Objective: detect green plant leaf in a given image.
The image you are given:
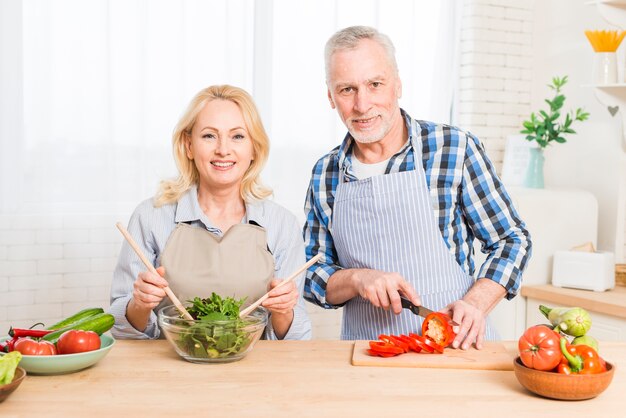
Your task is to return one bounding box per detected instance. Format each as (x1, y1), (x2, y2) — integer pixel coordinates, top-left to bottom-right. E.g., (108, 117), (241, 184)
(521, 75), (586, 148)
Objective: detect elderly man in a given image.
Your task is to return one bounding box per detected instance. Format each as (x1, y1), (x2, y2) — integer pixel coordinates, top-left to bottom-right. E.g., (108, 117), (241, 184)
(303, 26), (531, 349)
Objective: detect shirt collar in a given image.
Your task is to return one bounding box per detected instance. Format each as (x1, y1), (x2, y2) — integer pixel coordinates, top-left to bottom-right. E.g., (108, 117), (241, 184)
(337, 108), (419, 179)
(174, 185), (210, 227)
(175, 185), (267, 230)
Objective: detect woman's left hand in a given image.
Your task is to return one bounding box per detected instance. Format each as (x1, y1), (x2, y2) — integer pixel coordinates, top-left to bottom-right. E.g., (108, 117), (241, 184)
(262, 279), (298, 315)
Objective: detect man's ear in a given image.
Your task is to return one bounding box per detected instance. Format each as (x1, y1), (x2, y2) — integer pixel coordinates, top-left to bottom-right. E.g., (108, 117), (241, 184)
(327, 89), (336, 109)
(396, 76), (403, 99)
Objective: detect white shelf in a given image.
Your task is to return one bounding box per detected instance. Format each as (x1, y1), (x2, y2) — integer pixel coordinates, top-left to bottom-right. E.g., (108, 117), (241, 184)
(585, 0), (626, 6)
(583, 83), (626, 88)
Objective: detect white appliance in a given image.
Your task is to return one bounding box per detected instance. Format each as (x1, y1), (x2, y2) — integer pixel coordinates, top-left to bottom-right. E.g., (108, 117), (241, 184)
(552, 251), (615, 292)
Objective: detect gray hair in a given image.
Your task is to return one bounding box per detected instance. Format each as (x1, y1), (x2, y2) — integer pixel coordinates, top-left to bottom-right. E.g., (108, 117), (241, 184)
(324, 26), (398, 81)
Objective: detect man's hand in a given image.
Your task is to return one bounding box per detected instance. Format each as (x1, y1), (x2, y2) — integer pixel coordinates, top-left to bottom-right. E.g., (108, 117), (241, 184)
(442, 299), (486, 350)
(442, 278), (506, 350)
(327, 268), (420, 314)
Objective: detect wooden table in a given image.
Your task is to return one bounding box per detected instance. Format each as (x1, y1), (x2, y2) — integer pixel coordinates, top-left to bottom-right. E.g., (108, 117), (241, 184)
(2, 340), (624, 417)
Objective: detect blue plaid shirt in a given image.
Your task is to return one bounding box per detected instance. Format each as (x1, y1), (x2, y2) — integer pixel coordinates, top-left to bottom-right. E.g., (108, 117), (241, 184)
(303, 110), (532, 308)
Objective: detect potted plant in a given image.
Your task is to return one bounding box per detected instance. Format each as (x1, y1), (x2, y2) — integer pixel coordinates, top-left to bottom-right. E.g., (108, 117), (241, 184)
(520, 76), (590, 188)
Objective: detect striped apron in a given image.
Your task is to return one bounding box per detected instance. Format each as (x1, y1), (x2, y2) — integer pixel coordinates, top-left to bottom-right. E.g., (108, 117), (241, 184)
(332, 142), (499, 341)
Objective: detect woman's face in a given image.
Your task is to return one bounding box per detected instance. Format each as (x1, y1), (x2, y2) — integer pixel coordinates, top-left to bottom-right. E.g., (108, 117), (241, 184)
(186, 99), (254, 194)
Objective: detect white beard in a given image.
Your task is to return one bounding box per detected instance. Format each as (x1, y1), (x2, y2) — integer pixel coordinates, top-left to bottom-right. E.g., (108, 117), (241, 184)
(349, 118), (391, 144)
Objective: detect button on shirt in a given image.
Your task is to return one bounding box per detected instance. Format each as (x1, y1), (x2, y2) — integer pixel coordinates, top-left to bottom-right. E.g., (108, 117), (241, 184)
(110, 186), (312, 340)
(303, 110), (532, 308)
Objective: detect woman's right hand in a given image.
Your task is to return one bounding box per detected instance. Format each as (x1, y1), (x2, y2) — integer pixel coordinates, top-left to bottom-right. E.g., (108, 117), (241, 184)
(131, 266), (168, 311)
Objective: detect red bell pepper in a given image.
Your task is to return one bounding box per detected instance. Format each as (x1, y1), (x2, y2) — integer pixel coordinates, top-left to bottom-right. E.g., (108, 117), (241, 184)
(422, 312), (456, 348)
(557, 337), (606, 374)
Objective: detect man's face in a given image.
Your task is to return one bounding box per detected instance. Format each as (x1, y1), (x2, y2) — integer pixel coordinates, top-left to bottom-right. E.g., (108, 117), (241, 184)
(327, 39), (402, 144)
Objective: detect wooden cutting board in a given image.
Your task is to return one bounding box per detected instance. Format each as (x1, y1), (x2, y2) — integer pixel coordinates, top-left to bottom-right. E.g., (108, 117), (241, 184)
(352, 340), (515, 370)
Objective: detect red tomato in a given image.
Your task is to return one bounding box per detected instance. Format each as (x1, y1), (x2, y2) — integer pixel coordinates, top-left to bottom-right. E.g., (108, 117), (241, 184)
(518, 325), (562, 371)
(13, 337), (57, 355)
(56, 330), (101, 355)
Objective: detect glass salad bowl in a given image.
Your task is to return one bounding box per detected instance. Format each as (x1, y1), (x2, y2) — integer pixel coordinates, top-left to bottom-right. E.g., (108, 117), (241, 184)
(158, 304), (268, 364)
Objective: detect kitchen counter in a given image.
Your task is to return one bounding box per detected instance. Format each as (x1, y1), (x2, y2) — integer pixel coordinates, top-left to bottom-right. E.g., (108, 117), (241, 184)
(2, 340), (624, 417)
(521, 284), (626, 319)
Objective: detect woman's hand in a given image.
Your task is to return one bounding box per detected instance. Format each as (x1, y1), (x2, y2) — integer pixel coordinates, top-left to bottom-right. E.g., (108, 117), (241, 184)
(131, 266), (168, 311)
(262, 278), (298, 339)
(262, 278), (298, 315)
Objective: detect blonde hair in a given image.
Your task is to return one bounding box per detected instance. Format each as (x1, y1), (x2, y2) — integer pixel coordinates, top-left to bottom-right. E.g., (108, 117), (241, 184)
(155, 85), (272, 206)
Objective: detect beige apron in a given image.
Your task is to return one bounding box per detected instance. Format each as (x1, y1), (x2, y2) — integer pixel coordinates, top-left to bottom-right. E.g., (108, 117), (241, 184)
(157, 222), (275, 310)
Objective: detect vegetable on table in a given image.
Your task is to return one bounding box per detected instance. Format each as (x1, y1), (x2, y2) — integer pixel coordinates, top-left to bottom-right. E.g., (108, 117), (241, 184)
(46, 307), (104, 330)
(13, 337), (57, 356)
(557, 338), (606, 375)
(9, 327), (55, 339)
(366, 333), (445, 358)
(572, 334), (599, 352)
(56, 330), (101, 354)
(518, 325), (562, 371)
(42, 312), (114, 345)
(0, 351), (22, 385)
(422, 312), (456, 348)
(176, 293), (254, 359)
(539, 305), (592, 337)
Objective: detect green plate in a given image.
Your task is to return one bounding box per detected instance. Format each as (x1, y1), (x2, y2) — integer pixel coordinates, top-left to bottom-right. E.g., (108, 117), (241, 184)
(0, 334), (115, 375)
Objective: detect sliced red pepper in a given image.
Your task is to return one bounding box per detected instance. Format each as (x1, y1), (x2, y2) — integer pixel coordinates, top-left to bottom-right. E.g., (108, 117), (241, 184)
(409, 334), (434, 353)
(367, 349), (401, 358)
(398, 334), (422, 353)
(379, 334), (409, 353)
(421, 312), (456, 348)
(412, 334), (444, 354)
(368, 341), (404, 355)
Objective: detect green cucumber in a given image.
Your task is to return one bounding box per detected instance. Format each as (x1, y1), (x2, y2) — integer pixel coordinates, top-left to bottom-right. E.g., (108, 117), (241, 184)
(47, 307), (105, 330)
(43, 313), (115, 344)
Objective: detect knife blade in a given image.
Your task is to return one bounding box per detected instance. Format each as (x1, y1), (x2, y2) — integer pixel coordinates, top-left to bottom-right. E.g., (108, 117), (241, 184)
(399, 296), (460, 327)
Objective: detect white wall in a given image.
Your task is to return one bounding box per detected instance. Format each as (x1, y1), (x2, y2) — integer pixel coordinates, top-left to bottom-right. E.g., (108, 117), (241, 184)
(2, 0), (624, 340)
(458, 0), (534, 173)
(530, 0), (626, 261)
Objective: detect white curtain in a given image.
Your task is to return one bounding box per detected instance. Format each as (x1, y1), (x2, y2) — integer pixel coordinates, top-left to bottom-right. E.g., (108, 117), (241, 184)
(0, 0), (458, 218)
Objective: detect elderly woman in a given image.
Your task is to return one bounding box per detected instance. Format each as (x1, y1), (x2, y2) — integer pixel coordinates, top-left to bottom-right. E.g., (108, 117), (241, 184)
(110, 85), (311, 340)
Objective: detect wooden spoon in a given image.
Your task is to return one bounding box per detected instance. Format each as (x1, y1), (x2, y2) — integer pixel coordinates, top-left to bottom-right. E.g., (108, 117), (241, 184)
(239, 253), (323, 318)
(115, 222), (194, 321)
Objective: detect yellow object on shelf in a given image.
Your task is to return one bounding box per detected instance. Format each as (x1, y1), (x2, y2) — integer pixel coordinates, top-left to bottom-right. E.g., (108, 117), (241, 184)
(585, 30), (626, 52)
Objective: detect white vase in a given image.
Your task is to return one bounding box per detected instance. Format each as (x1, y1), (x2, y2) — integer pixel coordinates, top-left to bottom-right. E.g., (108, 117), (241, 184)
(592, 52), (617, 85)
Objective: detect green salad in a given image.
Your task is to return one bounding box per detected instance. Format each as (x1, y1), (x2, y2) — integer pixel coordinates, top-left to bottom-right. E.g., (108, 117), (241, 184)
(176, 293), (254, 359)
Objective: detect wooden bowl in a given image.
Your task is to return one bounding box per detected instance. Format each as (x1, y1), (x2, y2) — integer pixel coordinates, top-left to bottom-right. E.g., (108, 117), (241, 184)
(0, 366), (26, 403)
(513, 357), (615, 400)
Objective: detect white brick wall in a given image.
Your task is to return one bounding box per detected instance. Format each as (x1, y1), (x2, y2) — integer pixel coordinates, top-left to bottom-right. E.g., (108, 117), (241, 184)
(0, 212), (344, 339)
(458, 0), (535, 174)
(0, 213), (122, 332)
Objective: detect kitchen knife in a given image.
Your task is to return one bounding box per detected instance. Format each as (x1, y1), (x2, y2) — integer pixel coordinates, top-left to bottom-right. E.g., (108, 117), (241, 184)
(399, 296), (460, 327)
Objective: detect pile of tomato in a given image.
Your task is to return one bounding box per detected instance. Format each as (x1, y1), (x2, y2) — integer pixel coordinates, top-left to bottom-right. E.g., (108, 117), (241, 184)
(2, 329), (100, 356)
(518, 325), (607, 375)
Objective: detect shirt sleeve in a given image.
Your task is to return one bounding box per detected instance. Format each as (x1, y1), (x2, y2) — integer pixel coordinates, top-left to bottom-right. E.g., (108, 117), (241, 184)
(461, 132), (532, 300)
(109, 203), (161, 339)
(263, 210), (312, 341)
(302, 159), (345, 309)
